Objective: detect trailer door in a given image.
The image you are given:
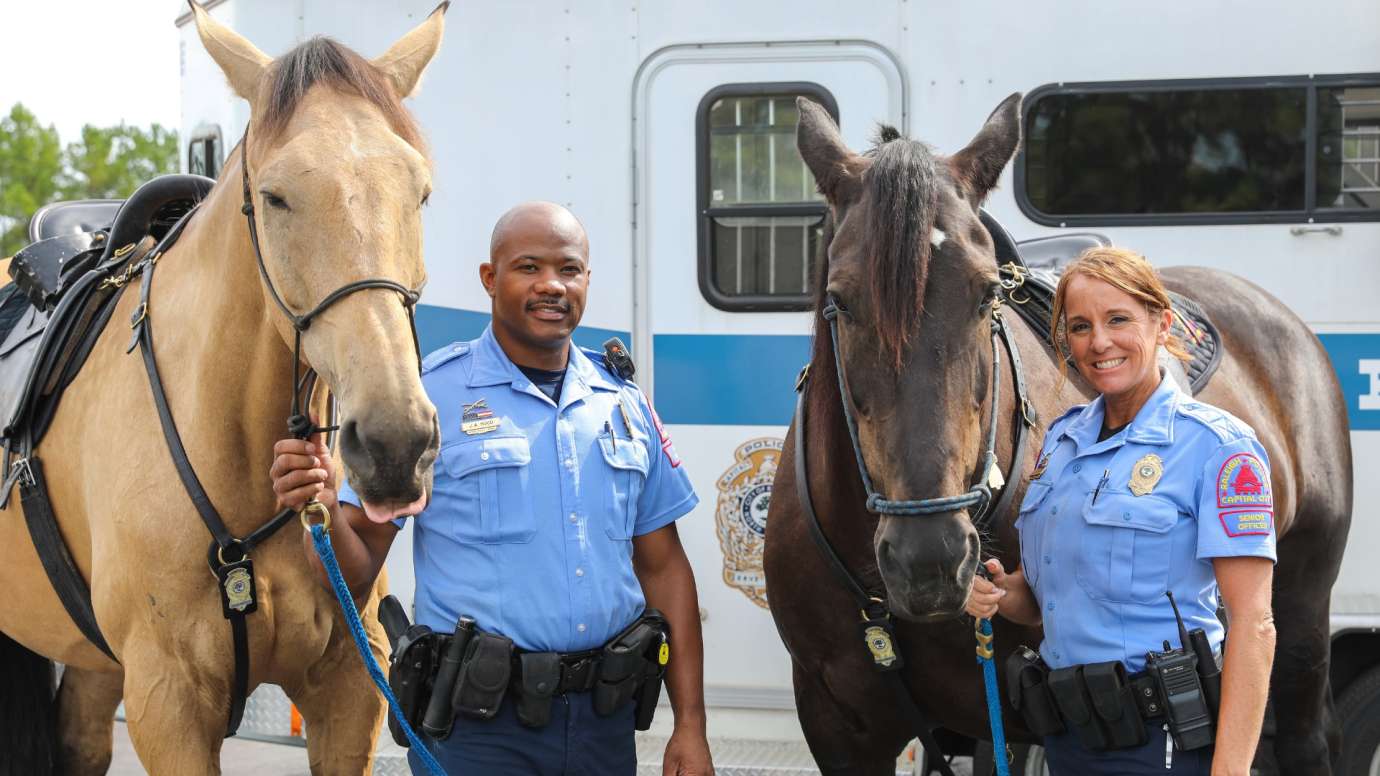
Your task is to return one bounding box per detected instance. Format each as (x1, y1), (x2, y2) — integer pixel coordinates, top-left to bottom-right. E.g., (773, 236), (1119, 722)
(631, 42), (904, 711)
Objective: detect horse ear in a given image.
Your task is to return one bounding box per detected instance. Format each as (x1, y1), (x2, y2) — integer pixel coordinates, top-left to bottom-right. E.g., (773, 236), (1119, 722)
(373, 2), (449, 98)
(949, 92), (1023, 206)
(188, 1), (271, 102)
(797, 97), (854, 201)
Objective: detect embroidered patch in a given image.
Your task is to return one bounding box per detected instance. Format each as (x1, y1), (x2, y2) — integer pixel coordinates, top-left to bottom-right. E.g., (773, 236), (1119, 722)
(649, 405), (681, 467)
(1219, 509), (1273, 537)
(1216, 453), (1272, 508)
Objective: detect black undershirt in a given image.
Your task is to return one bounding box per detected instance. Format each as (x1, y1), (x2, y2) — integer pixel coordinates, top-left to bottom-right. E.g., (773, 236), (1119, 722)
(1098, 421), (1129, 442)
(518, 364), (567, 402)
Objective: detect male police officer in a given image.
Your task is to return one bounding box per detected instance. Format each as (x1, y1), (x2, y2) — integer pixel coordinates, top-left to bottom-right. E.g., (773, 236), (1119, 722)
(271, 201), (714, 775)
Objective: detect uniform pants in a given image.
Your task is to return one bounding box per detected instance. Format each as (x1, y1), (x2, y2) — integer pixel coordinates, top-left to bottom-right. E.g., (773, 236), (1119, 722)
(1043, 720), (1212, 775)
(407, 691), (637, 776)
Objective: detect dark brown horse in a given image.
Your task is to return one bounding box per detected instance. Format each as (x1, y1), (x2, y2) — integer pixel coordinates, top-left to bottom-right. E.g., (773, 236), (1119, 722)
(763, 95), (1351, 775)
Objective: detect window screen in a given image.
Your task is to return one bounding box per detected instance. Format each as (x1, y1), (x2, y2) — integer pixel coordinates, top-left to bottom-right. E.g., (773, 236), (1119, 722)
(697, 84), (837, 311)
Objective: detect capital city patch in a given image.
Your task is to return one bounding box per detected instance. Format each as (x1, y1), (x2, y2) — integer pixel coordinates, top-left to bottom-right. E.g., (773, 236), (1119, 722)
(1216, 452), (1272, 509)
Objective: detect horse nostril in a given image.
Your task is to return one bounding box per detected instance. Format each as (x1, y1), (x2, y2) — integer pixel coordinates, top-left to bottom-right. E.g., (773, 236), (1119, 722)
(337, 418), (362, 460)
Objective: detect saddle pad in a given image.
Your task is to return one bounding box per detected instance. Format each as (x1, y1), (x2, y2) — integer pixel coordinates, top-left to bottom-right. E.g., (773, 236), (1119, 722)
(1002, 267), (1223, 395)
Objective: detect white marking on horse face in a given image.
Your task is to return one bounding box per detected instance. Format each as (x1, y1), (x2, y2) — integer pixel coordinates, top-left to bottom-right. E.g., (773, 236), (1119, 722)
(930, 228), (947, 249)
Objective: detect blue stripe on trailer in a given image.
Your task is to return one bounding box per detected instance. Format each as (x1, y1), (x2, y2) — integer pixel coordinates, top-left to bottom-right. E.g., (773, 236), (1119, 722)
(415, 304), (627, 359)
(651, 334), (811, 426)
(414, 311), (1380, 432)
(1317, 333), (1380, 432)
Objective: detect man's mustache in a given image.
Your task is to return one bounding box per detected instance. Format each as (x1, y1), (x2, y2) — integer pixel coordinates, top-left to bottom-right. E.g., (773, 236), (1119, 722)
(527, 298), (571, 313)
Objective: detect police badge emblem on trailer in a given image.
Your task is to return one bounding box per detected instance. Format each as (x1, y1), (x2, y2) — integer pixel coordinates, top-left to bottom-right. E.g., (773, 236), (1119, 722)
(715, 437), (782, 609)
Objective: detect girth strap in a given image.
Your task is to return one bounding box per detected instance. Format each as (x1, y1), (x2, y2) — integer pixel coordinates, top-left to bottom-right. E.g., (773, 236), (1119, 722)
(17, 455), (117, 661)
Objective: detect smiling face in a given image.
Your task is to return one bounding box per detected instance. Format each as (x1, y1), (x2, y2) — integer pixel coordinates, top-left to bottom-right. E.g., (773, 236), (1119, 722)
(480, 202), (591, 368)
(1062, 272), (1172, 410)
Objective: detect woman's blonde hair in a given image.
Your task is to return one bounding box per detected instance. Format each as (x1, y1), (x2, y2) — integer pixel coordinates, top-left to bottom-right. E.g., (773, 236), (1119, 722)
(1049, 247), (1190, 381)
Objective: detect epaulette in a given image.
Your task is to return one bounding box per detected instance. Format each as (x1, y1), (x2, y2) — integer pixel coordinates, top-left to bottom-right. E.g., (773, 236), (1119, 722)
(1176, 399), (1252, 444)
(1046, 403), (1086, 435)
(421, 341), (471, 375)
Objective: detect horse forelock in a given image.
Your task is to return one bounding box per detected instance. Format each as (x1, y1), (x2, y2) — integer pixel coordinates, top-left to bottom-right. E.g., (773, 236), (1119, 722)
(863, 132), (939, 371)
(258, 37), (426, 155)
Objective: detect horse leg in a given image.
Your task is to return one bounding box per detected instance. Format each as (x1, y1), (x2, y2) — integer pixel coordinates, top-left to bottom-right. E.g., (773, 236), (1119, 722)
(282, 613), (387, 775)
(793, 660), (908, 776)
(1266, 539), (1340, 775)
(121, 650), (227, 776)
(56, 667), (124, 776)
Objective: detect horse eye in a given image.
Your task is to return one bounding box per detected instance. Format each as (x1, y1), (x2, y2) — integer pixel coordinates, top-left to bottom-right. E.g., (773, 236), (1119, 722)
(261, 191), (290, 211)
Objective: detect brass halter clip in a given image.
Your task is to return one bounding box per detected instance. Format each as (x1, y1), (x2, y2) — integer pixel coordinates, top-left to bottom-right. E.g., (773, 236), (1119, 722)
(299, 500), (332, 533)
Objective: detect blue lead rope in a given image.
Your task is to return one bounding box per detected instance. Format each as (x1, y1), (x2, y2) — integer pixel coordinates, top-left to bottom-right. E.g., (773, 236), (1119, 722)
(308, 521), (449, 776)
(977, 618), (1011, 776)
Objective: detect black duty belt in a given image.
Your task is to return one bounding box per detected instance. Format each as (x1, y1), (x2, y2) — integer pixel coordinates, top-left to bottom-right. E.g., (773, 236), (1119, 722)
(513, 648), (603, 695)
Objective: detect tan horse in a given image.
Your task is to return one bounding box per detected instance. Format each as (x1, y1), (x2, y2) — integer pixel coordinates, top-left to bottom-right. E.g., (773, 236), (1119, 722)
(0, 4), (446, 773)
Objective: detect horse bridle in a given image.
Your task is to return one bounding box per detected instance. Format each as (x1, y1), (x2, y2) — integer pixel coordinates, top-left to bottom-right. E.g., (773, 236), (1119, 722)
(792, 277), (1035, 776)
(126, 129), (424, 737)
(239, 128), (424, 439)
(814, 290), (1031, 524)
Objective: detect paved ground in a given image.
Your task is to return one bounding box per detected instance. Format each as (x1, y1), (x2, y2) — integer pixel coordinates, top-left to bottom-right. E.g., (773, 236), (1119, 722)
(110, 722), (312, 776)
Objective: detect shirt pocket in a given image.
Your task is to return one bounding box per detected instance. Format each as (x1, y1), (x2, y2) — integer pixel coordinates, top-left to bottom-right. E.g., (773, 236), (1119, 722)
(1015, 480), (1055, 587)
(1076, 491), (1179, 604)
(597, 432), (650, 540)
(439, 435), (536, 545)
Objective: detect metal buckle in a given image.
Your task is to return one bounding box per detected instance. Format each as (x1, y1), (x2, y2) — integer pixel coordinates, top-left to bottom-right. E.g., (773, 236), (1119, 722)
(299, 500), (332, 533)
(129, 303), (147, 329)
(9, 458), (35, 488)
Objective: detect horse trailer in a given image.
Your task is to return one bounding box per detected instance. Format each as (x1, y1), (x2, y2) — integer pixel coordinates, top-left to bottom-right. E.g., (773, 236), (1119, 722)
(176, 0), (1380, 772)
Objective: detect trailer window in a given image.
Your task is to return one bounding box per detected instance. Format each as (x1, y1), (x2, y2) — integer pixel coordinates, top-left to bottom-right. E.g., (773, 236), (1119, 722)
(1018, 75), (1380, 225)
(187, 125), (223, 179)
(1318, 86), (1380, 211)
(697, 84), (837, 311)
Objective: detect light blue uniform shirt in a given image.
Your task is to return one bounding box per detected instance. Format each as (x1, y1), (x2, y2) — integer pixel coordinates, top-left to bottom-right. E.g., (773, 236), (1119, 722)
(1016, 372), (1276, 673)
(339, 325), (698, 652)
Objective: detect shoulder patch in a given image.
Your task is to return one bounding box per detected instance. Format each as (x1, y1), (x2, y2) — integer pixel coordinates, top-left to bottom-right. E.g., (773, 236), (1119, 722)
(648, 403), (681, 468)
(421, 342), (471, 374)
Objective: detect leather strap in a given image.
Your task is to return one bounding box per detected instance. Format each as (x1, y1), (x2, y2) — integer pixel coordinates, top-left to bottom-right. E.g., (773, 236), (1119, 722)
(986, 313), (1035, 526)
(18, 455), (117, 661)
(792, 385), (956, 776)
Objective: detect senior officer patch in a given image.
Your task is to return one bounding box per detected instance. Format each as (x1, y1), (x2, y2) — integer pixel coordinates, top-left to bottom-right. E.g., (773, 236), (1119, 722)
(1219, 509), (1273, 537)
(1217, 452), (1272, 509)
(715, 437), (782, 609)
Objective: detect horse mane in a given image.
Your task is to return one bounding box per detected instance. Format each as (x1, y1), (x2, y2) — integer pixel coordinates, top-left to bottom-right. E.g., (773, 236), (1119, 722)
(258, 37), (426, 153)
(862, 126), (939, 370)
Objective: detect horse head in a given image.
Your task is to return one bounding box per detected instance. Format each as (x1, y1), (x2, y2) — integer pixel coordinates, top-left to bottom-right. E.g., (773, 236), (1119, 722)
(191, 3), (445, 521)
(798, 94), (1022, 620)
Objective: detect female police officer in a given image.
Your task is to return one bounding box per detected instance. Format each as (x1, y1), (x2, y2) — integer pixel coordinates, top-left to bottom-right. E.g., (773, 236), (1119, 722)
(966, 247), (1276, 775)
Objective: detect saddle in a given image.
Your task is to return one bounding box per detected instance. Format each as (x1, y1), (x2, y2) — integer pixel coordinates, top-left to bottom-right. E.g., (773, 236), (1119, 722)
(0, 175), (214, 459)
(980, 212), (1223, 395)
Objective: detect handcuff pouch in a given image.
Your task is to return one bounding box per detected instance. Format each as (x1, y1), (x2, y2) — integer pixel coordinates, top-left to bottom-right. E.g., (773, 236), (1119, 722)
(515, 652), (561, 729)
(450, 631), (513, 720)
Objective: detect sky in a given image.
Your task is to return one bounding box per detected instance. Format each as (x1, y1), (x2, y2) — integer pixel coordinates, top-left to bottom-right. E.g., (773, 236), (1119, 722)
(0, 1), (183, 144)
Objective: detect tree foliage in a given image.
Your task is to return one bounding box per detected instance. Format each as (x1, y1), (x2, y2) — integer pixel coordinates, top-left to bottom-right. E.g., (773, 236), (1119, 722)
(0, 103), (178, 257)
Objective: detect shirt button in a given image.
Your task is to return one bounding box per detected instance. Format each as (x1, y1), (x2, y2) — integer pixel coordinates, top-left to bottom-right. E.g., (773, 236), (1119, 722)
(1124, 512), (1132, 521)
(480, 451), (490, 461)
(1047, 602), (1056, 612)
(569, 513), (578, 523)
(1072, 462), (1082, 473)
(1044, 555), (1052, 565)
(577, 623), (586, 633)
(575, 568), (584, 577)
(1051, 505), (1059, 515)
(565, 458), (575, 468)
